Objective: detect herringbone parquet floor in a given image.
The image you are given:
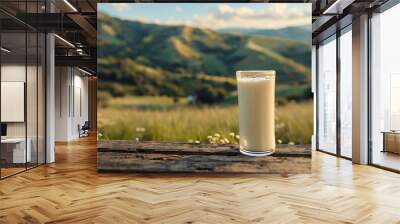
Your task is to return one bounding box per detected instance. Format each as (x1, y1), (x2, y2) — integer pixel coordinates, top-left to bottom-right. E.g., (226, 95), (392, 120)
(1, 137), (400, 224)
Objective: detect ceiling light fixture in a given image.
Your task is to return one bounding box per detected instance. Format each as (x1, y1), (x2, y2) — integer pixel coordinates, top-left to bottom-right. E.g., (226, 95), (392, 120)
(1, 47), (11, 53)
(323, 0), (342, 14)
(76, 48), (84, 55)
(78, 67), (92, 76)
(63, 0), (78, 12)
(322, 0), (354, 15)
(54, 34), (75, 48)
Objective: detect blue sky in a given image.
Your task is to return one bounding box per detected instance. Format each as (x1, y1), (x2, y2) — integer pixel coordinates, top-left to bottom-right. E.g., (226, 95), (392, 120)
(98, 3), (311, 29)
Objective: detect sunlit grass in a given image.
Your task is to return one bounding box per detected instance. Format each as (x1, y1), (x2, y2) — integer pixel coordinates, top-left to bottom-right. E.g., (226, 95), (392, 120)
(275, 101), (313, 144)
(109, 96), (188, 107)
(98, 96), (313, 144)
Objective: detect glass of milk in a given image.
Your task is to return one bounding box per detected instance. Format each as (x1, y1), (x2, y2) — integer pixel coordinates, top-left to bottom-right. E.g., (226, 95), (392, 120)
(236, 71), (276, 156)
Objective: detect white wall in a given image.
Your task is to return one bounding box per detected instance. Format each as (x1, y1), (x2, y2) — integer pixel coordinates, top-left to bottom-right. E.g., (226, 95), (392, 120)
(72, 72), (89, 138)
(1, 82), (25, 122)
(1, 65), (25, 81)
(1, 65), (27, 138)
(55, 66), (69, 141)
(1, 63), (46, 164)
(55, 67), (89, 141)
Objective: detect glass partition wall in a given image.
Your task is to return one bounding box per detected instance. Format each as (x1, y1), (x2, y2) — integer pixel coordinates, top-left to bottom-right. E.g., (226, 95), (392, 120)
(0, 31), (27, 177)
(316, 26), (352, 159)
(0, 2), (46, 179)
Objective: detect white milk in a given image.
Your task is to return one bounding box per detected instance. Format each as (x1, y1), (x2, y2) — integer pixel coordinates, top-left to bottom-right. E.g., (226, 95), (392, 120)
(236, 71), (275, 156)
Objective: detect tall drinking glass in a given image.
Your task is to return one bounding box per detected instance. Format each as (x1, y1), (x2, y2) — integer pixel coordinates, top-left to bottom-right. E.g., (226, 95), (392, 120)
(236, 71), (276, 156)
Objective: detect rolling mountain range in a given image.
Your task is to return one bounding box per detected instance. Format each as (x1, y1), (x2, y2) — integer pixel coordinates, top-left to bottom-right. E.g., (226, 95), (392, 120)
(217, 25), (311, 43)
(98, 12), (311, 100)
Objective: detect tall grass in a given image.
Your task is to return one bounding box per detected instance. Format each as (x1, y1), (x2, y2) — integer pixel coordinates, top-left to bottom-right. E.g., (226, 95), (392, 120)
(275, 101), (313, 144)
(98, 96), (313, 144)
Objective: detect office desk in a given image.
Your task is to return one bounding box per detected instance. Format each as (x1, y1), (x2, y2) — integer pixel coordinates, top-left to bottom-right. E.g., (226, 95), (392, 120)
(1, 138), (31, 163)
(382, 131), (400, 155)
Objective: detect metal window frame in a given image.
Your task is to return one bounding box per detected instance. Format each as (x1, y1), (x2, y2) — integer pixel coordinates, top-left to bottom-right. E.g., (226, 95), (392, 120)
(336, 27), (341, 158)
(315, 22), (353, 161)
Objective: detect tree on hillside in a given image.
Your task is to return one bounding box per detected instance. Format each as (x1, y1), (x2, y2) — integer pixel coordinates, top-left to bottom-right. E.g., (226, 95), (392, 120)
(195, 86), (227, 104)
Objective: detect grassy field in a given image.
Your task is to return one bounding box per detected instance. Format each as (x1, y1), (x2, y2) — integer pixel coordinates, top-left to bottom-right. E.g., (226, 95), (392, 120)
(98, 96), (313, 144)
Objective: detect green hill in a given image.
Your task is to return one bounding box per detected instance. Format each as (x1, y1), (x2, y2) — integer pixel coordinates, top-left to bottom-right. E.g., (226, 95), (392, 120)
(217, 26), (311, 44)
(97, 12), (311, 101)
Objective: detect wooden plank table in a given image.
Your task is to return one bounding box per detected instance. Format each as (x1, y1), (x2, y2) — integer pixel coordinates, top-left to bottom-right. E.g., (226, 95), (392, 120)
(97, 141), (311, 174)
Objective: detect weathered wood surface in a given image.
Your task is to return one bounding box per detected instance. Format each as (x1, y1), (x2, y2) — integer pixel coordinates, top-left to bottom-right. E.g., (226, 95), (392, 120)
(97, 141), (311, 174)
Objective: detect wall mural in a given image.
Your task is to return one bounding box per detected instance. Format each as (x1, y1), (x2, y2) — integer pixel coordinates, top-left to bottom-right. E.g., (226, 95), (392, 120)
(97, 3), (312, 146)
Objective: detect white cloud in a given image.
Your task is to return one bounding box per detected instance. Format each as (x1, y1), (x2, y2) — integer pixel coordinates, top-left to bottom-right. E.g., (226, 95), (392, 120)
(125, 4), (310, 30)
(237, 7), (254, 17)
(191, 4), (311, 29)
(218, 4), (235, 14)
(112, 3), (128, 12)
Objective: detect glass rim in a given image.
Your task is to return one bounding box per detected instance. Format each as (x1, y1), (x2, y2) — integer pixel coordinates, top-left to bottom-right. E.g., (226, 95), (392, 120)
(236, 70), (275, 79)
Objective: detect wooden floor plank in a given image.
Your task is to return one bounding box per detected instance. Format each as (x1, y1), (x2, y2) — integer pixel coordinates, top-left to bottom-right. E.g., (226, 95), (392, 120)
(0, 137), (399, 223)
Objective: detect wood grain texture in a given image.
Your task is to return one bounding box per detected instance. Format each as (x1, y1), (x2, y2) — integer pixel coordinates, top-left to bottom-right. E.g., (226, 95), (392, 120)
(98, 141), (311, 174)
(1, 136), (400, 224)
